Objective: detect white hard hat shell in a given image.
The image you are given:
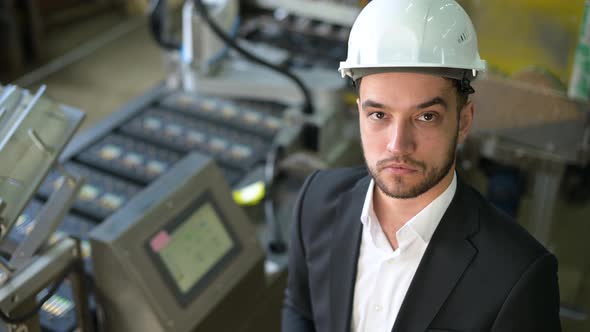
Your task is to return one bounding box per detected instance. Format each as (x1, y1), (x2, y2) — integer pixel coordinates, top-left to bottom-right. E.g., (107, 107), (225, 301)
(339, 0), (487, 81)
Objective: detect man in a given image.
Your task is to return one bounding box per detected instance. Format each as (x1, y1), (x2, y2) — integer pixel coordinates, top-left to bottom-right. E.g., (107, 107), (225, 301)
(282, 0), (561, 331)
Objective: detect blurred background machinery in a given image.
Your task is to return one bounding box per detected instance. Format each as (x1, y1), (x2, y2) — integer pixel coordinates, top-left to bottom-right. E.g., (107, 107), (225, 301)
(0, 0), (590, 331)
(0, 1), (364, 331)
(0, 84), (91, 332)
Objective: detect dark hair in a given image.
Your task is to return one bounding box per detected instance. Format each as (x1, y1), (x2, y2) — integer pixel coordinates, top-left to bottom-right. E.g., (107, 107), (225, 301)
(450, 79), (470, 112)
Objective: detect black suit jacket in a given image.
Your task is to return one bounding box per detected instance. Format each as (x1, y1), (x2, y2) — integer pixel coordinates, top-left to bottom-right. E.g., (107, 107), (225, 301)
(282, 167), (561, 332)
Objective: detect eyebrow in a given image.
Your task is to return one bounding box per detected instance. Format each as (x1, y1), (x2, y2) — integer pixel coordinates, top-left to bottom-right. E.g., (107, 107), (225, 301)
(361, 99), (386, 110)
(416, 97), (448, 110)
(361, 96), (448, 111)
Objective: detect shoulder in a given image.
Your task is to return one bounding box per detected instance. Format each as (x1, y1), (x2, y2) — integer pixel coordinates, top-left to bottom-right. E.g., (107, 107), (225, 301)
(462, 182), (551, 268)
(303, 166), (369, 200)
(294, 166), (368, 233)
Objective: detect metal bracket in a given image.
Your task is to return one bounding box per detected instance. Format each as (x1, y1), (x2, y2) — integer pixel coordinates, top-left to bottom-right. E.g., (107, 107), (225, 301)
(0, 238), (78, 330)
(7, 166), (83, 273)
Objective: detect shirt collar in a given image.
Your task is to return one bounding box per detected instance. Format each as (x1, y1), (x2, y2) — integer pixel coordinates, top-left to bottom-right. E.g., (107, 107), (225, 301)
(360, 179), (375, 227)
(408, 172), (457, 243)
(360, 172), (457, 244)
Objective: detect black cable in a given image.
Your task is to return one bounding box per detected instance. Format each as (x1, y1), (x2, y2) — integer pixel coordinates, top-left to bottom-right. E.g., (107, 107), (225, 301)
(192, 0), (314, 116)
(149, 0), (181, 51)
(0, 261), (76, 325)
(264, 144), (286, 254)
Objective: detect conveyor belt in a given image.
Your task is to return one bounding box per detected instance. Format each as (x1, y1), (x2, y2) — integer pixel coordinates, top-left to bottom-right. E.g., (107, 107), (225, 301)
(76, 133), (181, 185)
(119, 108), (268, 171)
(17, 87), (289, 332)
(160, 92), (284, 139)
(37, 162), (142, 221)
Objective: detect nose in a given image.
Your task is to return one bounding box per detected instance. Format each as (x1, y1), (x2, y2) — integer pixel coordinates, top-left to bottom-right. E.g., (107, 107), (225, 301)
(386, 120), (415, 154)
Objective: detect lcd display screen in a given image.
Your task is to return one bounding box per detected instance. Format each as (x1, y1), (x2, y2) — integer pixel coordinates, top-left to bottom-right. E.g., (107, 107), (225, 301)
(147, 198), (237, 303)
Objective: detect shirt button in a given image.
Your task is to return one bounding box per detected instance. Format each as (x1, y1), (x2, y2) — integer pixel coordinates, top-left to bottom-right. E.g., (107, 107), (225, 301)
(374, 304), (382, 312)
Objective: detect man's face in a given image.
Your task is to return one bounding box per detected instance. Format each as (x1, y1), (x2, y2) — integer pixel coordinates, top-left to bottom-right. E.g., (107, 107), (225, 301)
(357, 72), (473, 199)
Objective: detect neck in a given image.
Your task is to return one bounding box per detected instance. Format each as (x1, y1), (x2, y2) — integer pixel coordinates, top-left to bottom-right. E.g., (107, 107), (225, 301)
(373, 166), (455, 241)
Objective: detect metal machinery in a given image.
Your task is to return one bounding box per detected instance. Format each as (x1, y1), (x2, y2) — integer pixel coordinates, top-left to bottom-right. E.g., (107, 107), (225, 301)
(171, 0), (361, 166)
(465, 76), (590, 322)
(469, 77), (590, 246)
(0, 85), (91, 332)
(0, 1), (366, 331)
(2, 0), (589, 331)
(9, 82), (303, 331)
(90, 152), (265, 332)
(59, 83), (305, 331)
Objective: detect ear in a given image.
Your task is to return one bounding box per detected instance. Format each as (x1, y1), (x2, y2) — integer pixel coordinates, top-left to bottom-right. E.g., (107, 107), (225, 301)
(458, 101), (474, 144)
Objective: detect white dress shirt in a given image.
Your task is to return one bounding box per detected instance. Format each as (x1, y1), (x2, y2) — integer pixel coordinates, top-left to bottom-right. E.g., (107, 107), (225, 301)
(351, 173), (457, 332)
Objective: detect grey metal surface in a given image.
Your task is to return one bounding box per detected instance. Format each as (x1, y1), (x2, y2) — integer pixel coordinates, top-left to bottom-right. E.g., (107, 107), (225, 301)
(60, 83), (167, 162)
(70, 240), (95, 332)
(194, 63), (354, 165)
(89, 152), (265, 332)
(477, 119), (590, 168)
(0, 85), (84, 243)
(196, 60), (345, 109)
(0, 238), (77, 314)
(471, 121), (587, 246)
(531, 167), (566, 245)
(9, 172), (83, 269)
(250, 0), (360, 26)
(467, 77), (590, 247)
(470, 76), (589, 168)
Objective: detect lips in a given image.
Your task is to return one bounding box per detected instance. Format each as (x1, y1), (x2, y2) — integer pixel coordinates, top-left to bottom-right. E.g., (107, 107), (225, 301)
(376, 157), (425, 174)
(383, 163), (415, 170)
(380, 163), (418, 175)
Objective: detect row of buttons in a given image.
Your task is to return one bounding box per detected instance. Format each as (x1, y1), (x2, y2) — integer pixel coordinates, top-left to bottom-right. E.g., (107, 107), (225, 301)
(120, 109), (266, 170)
(77, 134), (180, 185)
(161, 93), (284, 138)
(38, 162), (141, 220)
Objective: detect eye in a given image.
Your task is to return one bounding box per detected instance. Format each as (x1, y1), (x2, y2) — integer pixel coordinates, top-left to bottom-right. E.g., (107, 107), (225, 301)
(417, 112), (437, 122)
(370, 112), (385, 120)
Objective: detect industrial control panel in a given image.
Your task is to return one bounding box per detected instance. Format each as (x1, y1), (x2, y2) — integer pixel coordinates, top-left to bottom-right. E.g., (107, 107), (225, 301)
(0, 82), (294, 332)
(0, 1), (361, 330)
(0, 76), (297, 332)
(90, 152), (265, 332)
(240, 11), (350, 70)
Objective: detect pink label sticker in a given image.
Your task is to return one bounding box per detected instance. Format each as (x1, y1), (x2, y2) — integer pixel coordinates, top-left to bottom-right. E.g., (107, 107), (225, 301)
(150, 231), (170, 252)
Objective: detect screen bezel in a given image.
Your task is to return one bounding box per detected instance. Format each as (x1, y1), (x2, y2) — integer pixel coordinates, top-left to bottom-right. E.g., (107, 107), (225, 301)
(144, 191), (241, 307)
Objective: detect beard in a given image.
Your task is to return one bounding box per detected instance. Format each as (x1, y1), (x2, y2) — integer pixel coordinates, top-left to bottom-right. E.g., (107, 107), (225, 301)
(365, 131), (458, 199)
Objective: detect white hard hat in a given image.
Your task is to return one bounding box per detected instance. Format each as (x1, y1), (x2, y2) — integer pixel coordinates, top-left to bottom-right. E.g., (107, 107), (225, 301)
(339, 0), (487, 82)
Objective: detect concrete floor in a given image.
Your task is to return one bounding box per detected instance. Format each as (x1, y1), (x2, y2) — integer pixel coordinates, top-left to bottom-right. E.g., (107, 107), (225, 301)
(5, 9), (590, 332)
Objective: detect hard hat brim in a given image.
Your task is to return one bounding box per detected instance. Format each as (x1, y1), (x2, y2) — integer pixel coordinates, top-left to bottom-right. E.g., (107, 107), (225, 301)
(339, 61), (487, 81)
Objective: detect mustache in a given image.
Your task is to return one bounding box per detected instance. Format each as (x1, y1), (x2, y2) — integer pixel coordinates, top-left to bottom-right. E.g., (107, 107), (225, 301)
(376, 156), (426, 171)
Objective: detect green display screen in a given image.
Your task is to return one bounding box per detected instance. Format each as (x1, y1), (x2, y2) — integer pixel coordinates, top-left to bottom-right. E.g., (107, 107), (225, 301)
(149, 202), (234, 294)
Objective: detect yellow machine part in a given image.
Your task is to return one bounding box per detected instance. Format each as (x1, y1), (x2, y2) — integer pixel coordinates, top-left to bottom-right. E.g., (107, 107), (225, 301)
(458, 0), (585, 84)
(233, 181), (266, 206)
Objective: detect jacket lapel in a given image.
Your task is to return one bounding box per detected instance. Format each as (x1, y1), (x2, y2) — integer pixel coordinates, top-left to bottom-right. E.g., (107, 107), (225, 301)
(329, 176), (369, 332)
(391, 180), (480, 332)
